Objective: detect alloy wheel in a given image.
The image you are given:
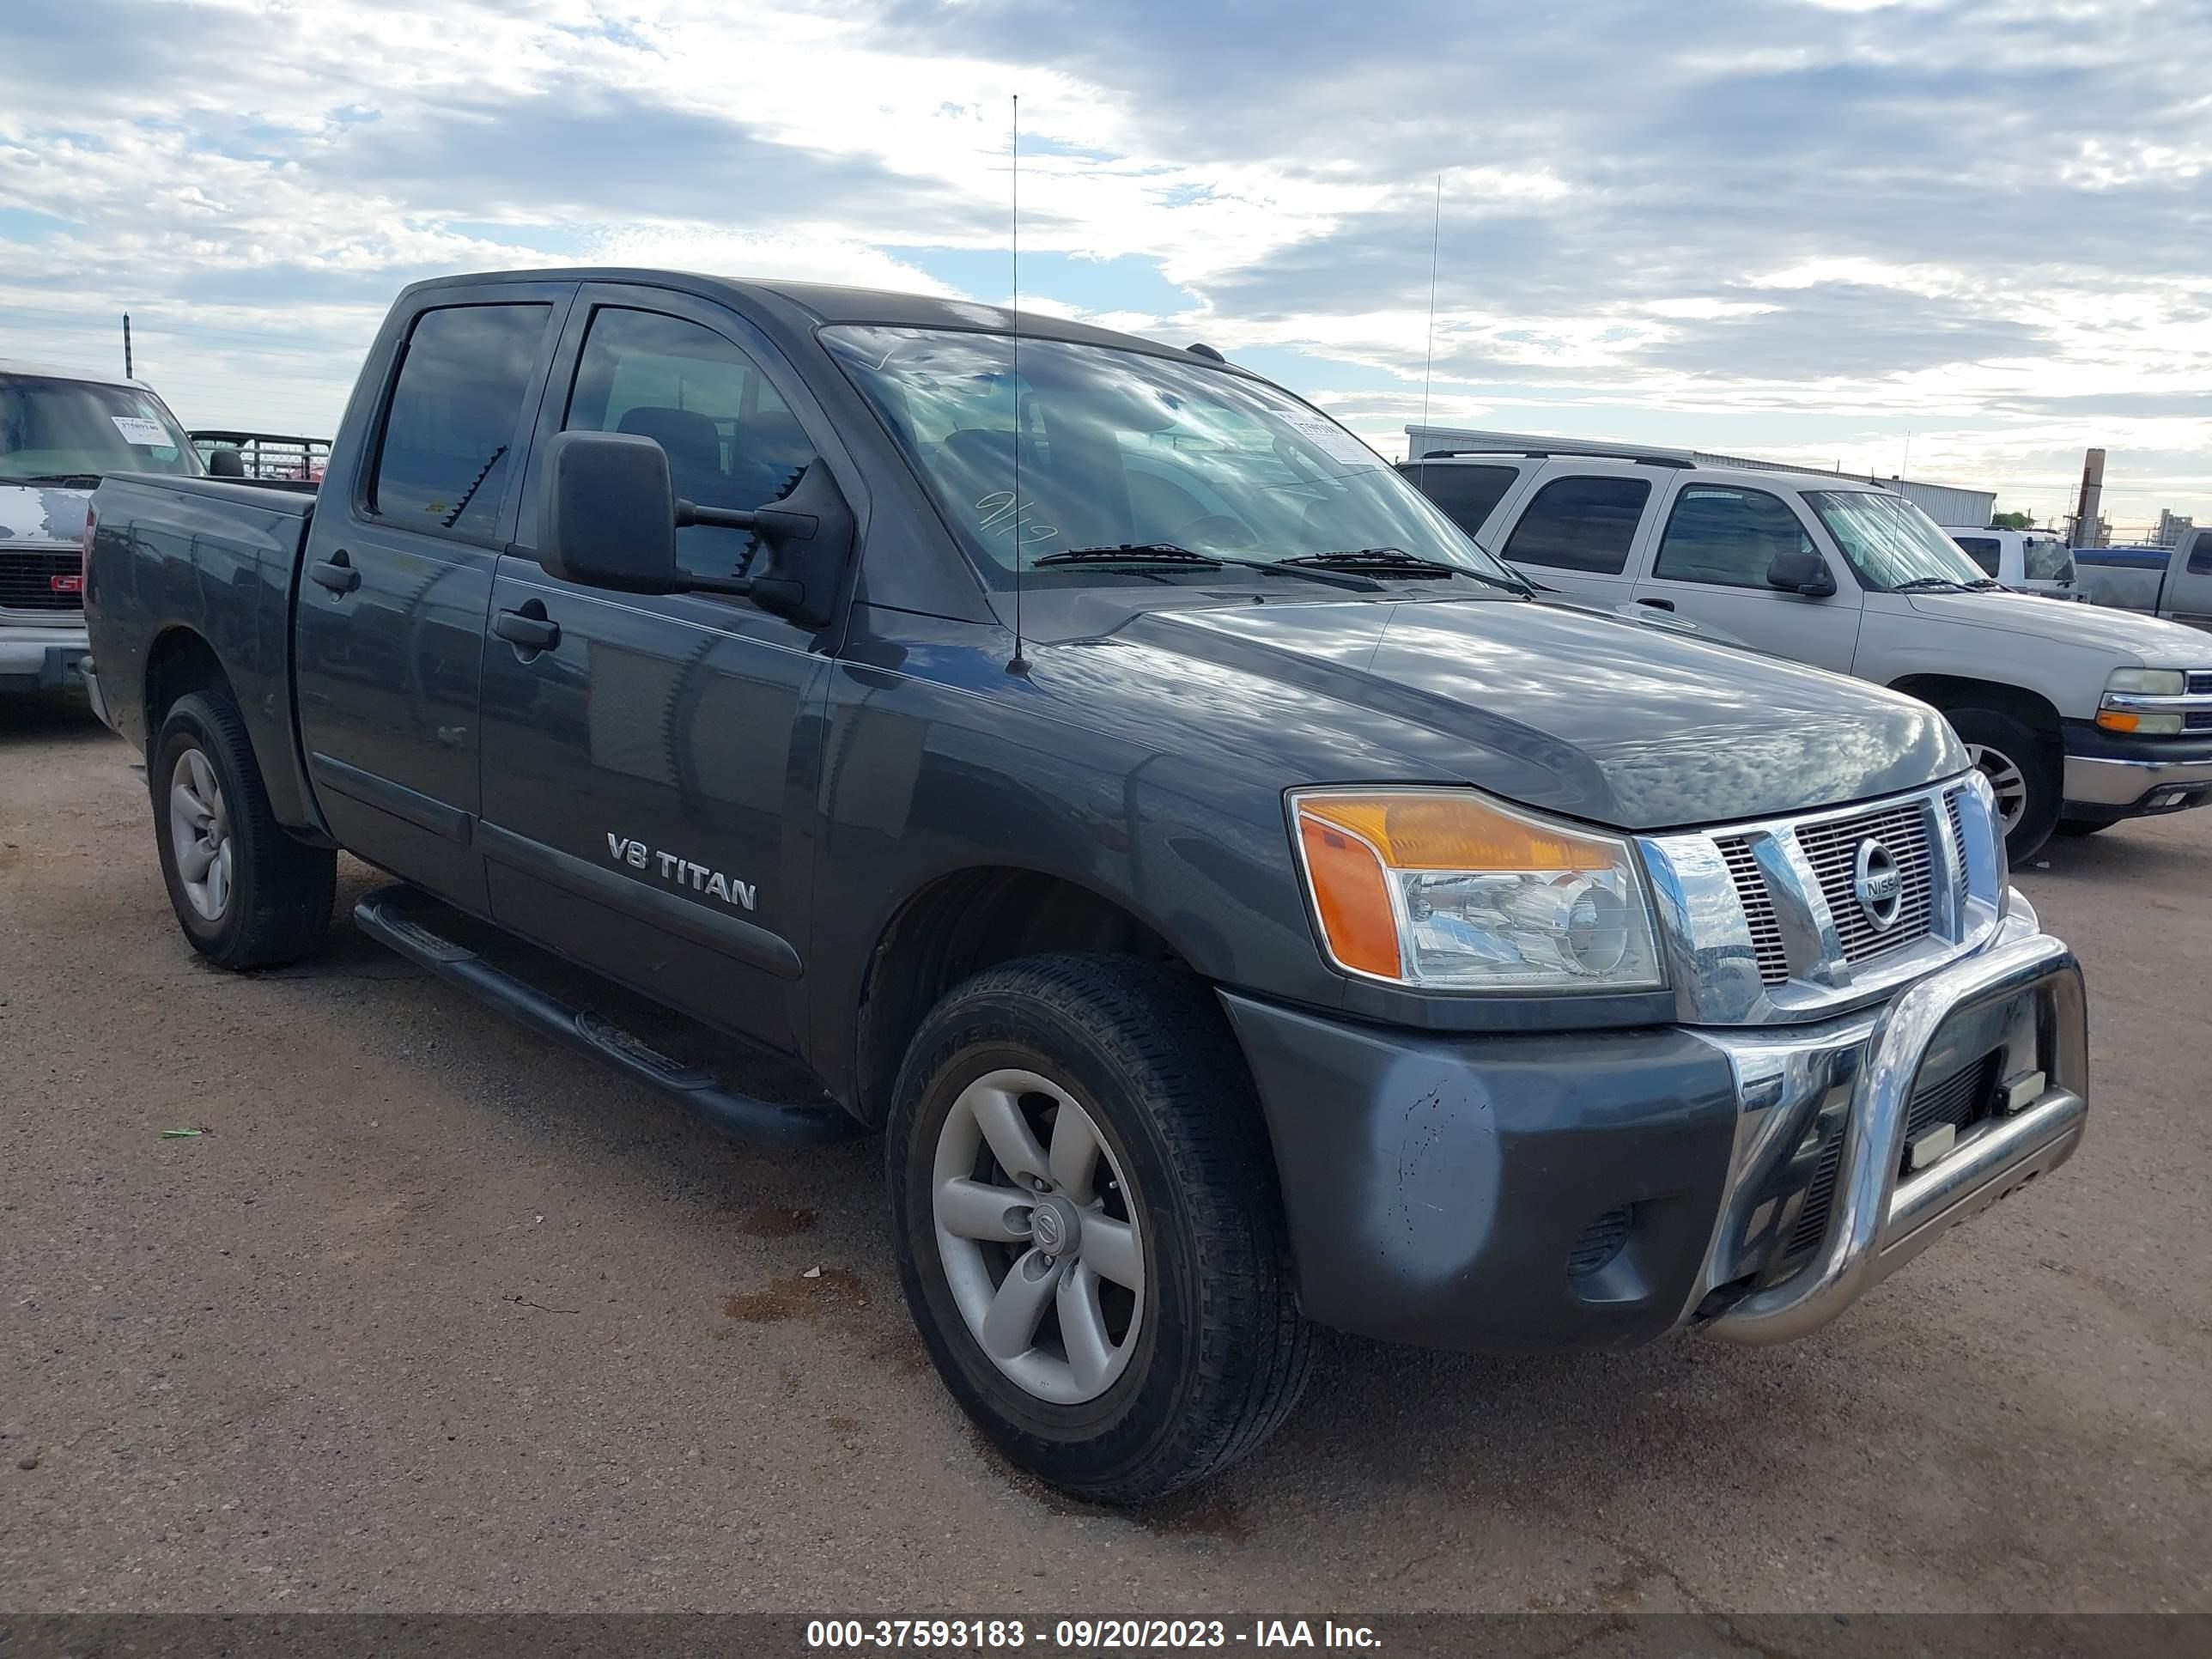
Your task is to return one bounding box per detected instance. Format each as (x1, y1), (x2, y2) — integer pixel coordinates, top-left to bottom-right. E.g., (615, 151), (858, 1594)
(931, 1068), (1146, 1405)
(1965, 743), (2029, 833)
(167, 746), (234, 921)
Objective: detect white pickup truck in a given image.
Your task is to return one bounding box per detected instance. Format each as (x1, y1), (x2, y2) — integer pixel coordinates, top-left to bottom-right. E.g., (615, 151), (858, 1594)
(1401, 444), (2212, 860)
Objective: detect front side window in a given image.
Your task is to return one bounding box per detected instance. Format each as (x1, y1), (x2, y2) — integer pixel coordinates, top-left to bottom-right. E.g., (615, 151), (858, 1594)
(1803, 490), (1991, 592)
(1653, 485), (1817, 587)
(1401, 462), (1518, 538)
(1500, 476), (1650, 574)
(820, 325), (1518, 589)
(2022, 538), (2075, 581)
(1952, 535), (2002, 576)
(0, 374), (198, 484)
(373, 303), (552, 541)
(565, 307), (812, 579)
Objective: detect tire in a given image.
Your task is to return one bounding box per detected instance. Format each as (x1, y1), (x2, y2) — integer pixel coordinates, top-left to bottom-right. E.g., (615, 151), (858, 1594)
(888, 953), (1311, 1504)
(150, 690), (337, 969)
(2054, 817), (2117, 838)
(1944, 705), (2060, 865)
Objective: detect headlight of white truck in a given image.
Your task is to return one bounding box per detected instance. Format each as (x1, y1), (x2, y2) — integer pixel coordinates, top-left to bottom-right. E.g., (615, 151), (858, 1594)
(2098, 668), (2189, 735)
(1290, 787), (1664, 991)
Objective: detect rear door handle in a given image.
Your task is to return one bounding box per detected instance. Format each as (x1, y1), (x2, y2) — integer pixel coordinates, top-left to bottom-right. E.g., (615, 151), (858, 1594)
(493, 605), (560, 652)
(308, 550), (360, 593)
(1637, 596), (1675, 611)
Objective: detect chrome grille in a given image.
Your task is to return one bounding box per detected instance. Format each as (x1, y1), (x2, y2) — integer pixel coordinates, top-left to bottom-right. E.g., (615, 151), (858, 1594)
(0, 550), (82, 611)
(1795, 801), (1936, 965)
(1943, 788), (1966, 863)
(1717, 836), (1790, 986)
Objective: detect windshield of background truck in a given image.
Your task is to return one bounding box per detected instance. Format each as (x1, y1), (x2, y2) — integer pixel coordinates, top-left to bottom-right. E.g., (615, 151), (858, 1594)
(2023, 538), (2075, 582)
(1805, 490), (1990, 591)
(822, 325), (1518, 586)
(0, 374), (200, 483)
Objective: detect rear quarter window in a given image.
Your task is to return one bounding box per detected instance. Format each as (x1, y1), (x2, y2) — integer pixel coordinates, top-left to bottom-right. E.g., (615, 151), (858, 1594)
(1401, 462), (1518, 540)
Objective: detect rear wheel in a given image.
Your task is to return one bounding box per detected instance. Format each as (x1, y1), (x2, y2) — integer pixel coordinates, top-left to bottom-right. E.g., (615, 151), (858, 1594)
(151, 690), (336, 969)
(1945, 705), (2060, 864)
(889, 954), (1310, 1504)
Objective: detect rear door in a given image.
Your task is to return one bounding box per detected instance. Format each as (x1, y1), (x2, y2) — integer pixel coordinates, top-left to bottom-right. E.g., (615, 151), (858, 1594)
(474, 284), (836, 1050)
(293, 284), (572, 911)
(1631, 478), (1863, 672)
(1492, 469), (1651, 605)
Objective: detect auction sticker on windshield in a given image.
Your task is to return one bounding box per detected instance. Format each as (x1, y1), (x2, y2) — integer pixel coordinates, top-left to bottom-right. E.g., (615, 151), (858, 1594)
(110, 416), (171, 446)
(1279, 411), (1376, 468)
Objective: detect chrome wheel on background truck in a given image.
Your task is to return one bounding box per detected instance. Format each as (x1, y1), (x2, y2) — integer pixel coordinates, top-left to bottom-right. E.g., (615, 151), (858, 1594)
(1948, 706), (2060, 863)
(889, 954), (1311, 1504)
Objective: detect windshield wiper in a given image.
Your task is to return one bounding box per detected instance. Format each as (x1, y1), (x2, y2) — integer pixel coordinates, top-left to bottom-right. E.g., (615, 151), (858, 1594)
(1961, 578), (2004, 591)
(0, 471), (104, 488)
(1035, 544), (1382, 592)
(1888, 577), (1968, 592)
(1285, 546), (1531, 594)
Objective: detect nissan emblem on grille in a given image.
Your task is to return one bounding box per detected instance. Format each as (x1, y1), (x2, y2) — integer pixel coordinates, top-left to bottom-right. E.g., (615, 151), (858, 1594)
(1853, 838), (1905, 931)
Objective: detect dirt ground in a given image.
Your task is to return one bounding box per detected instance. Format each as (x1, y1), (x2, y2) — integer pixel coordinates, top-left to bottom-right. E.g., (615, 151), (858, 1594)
(3, 689), (2207, 1615)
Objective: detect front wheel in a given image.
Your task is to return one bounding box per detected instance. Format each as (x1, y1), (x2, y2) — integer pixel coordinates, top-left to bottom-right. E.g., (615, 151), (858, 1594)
(1945, 705), (2060, 864)
(150, 690), (337, 969)
(889, 955), (1310, 1504)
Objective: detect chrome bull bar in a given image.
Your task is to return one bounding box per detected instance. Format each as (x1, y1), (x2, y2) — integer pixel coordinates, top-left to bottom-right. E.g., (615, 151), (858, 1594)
(1711, 933), (2088, 1345)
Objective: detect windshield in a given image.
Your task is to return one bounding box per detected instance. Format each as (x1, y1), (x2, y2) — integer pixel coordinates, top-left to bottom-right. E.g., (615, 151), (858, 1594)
(2023, 537), (2075, 582)
(1804, 490), (1990, 591)
(0, 374), (200, 483)
(821, 325), (1520, 588)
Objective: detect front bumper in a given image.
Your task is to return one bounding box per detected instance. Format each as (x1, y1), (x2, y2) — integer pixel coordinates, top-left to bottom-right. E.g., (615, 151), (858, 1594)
(0, 623), (93, 695)
(1222, 905), (2087, 1354)
(2062, 723), (2212, 817)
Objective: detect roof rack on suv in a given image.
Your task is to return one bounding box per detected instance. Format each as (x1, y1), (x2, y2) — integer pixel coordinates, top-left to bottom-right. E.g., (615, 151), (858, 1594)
(1404, 448), (1697, 469)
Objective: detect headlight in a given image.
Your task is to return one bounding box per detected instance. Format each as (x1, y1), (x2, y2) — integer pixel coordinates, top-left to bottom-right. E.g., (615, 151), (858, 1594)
(2106, 668), (2185, 696)
(1290, 788), (1664, 991)
(2097, 668), (2189, 735)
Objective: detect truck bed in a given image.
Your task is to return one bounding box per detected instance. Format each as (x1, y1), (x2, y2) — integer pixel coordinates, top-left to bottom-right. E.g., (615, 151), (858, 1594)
(83, 471), (323, 831)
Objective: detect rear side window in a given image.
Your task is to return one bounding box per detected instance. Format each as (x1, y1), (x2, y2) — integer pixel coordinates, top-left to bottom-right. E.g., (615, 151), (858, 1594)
(1402, 463), (1517, 539)
(2190, 532), (2212, 576)
(1501, 475), (1650, 574)
(1952, 535), (2002, 576)
(373, 304), (553, 541)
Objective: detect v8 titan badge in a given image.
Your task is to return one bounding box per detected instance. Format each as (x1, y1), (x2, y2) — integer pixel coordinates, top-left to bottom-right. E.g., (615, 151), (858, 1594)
(606, 834), (757, 910)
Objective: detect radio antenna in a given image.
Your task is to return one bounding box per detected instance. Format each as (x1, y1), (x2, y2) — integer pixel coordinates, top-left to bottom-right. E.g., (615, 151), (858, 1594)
(1007, 93), (1030, 675)
(1416, 173), (1441, 474)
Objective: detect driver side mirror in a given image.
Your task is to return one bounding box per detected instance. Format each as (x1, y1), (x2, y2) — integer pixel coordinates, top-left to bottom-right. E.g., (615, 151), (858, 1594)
(1766, 545), (1837, 598)
(534, 429), (853, 629)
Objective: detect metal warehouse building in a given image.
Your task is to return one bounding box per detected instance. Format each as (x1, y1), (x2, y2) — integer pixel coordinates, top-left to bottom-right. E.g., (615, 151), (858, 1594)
(1403, 425), (1998, 529)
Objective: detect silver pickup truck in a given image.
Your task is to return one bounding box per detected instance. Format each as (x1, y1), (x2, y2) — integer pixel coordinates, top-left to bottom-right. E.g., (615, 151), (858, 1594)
(1402, 445), (2212, 860)
(2, 359), (204, 695)
(2074, 532), (2212, 629)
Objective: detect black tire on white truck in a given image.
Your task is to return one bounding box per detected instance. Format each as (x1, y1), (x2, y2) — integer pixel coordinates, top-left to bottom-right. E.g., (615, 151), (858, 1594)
(1944, 704), (2061, 865)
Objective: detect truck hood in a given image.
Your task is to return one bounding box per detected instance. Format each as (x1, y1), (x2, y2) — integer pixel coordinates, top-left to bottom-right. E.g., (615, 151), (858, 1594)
(1905, 589), (2211, 667)
(1126, 597), (1960, 831)
(0, 483), (92, 549)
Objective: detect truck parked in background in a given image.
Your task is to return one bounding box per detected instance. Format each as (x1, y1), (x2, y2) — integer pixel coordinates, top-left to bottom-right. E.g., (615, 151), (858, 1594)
(1940, 526), (2079, 599)
(1, 359), (201, 696)
(2072, 535), (2212, 629)
(1401, 447), (2212, 859)
(84, 269), (2091, 1502)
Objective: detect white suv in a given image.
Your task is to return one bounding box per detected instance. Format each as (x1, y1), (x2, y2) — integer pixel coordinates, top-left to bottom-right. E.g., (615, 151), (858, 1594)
(1401, 447), (2212, 860)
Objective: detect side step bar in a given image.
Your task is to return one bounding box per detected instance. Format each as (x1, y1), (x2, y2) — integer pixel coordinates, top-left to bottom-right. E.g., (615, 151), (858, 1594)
(353, 885), (861, 1146)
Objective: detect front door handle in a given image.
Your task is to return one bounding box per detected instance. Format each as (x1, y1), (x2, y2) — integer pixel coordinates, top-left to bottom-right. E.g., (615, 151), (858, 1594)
(493, 604), (560, 653)
(308, 550), (360, 593)
(1637, 596), (1675, 611)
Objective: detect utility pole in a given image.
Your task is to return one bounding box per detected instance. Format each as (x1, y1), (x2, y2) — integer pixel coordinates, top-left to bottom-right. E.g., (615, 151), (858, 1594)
(123, 313), (133, 379)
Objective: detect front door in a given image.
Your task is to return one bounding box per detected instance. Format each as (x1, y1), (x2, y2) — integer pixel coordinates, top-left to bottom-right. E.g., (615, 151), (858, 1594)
(1632, 480), (1863, 673)
(475, 291), (831, 1051)
(293, 289), (570, 910)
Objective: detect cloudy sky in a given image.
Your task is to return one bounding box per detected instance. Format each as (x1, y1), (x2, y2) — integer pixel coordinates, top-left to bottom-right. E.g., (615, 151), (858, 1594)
(3, 0), (2208, 529)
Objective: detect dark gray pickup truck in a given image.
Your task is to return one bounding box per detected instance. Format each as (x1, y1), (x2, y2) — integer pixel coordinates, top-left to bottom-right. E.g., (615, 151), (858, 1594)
(84, 269), (2090, 1502)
